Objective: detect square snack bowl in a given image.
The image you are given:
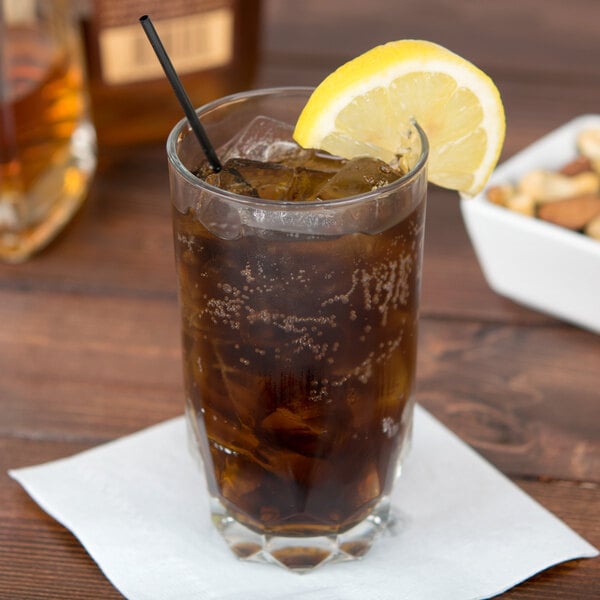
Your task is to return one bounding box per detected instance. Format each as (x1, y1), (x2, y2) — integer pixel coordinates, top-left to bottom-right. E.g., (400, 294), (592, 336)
(460, 114), (600, 335)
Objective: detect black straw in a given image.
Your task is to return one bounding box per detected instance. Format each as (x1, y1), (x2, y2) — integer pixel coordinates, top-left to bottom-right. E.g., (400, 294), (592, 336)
(139, 15), (222, 172)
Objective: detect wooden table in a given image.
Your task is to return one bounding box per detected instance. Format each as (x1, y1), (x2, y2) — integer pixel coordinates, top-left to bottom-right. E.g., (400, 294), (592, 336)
(1, 1), (598, 597)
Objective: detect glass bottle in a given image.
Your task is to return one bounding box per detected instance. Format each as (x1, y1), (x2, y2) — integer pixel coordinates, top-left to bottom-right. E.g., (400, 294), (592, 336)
(0, 0), (97, 262)
(81, 0), (262, 147)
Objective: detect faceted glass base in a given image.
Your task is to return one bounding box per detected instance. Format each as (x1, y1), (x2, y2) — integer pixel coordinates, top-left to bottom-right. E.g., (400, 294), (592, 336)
(210, 496), (393, 573)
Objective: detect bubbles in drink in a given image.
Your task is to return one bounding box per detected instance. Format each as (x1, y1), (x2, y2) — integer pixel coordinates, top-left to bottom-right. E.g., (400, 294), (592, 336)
(174, 115), (425, 536)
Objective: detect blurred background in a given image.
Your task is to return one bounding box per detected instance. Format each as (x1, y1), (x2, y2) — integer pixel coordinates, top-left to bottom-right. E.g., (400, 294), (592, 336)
(84, 0), (600, 158)
(258, 0), (599, 158)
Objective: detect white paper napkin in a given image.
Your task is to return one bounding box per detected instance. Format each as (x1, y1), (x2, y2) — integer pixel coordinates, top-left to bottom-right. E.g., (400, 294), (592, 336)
(9, 405), (597, 600)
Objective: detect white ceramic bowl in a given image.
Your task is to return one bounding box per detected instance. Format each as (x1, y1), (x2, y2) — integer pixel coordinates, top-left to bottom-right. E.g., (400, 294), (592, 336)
(460, 114), (600, 334)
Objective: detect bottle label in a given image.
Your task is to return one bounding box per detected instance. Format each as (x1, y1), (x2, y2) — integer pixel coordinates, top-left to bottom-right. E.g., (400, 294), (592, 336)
(95, 1), (234, 85)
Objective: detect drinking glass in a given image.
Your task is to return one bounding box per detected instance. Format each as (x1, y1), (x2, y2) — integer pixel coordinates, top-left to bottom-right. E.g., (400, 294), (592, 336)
(167, 87), (428, 571)
(0, 0), (96, 262)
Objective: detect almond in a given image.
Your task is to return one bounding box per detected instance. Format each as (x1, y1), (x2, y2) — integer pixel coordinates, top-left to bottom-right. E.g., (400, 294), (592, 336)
(537, 194), (600, 230)
(559, 155), (593, 176)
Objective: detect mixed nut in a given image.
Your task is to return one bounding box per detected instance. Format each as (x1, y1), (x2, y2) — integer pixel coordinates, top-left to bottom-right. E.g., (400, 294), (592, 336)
(486, 127), (600, 240)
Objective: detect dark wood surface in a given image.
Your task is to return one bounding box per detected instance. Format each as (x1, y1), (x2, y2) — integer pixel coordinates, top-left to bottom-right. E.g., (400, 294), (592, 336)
(1, 1), (599, 597)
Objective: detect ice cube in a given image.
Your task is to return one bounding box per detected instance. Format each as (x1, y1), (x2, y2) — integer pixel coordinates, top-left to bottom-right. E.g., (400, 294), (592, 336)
(220, 116), (299, 162)
(285, 166), (335, 201)
(354, 463), (381, 506)
(315, 157), (402, 200)
(217, 115), (348, 171)
(209, 158), (335, 201)
(205, 163), (259, 197)
(273, 147), (347, 172)
(219, 457), (264, 502)
(261, 407), (327, 437)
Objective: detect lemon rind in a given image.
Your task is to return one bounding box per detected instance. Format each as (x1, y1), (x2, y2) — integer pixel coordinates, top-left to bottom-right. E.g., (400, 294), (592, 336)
(294, 40), (505, 195)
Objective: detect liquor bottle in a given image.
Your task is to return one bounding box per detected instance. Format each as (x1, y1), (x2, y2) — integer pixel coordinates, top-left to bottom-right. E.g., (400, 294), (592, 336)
(81, 0), (262, 147)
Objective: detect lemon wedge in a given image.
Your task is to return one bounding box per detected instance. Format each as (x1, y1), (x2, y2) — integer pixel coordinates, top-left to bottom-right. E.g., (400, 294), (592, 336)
(293, 40), (505, 196)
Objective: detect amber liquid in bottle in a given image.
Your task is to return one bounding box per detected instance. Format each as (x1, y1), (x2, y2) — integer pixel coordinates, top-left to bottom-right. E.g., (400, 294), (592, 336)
(0, 13), (96, 263)
(82, 0), (261, 147)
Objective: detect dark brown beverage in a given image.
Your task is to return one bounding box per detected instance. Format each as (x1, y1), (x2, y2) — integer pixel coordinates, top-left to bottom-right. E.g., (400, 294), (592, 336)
(174, 196), (424, 536)
(168, 88), (428, 569)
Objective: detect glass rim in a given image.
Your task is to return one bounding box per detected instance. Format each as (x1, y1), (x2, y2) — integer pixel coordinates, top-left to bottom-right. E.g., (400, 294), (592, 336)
(166, 86), (429, 209)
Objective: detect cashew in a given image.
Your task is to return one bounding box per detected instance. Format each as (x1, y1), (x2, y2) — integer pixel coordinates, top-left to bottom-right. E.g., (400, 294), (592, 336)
(585, 213), (600, 240)
(518, 169), (599, 203)
(577, 128), (600, 160)
(485, 182), (535, 215)
(506, 192), (536, 216)
(486, 183), (516, 206)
